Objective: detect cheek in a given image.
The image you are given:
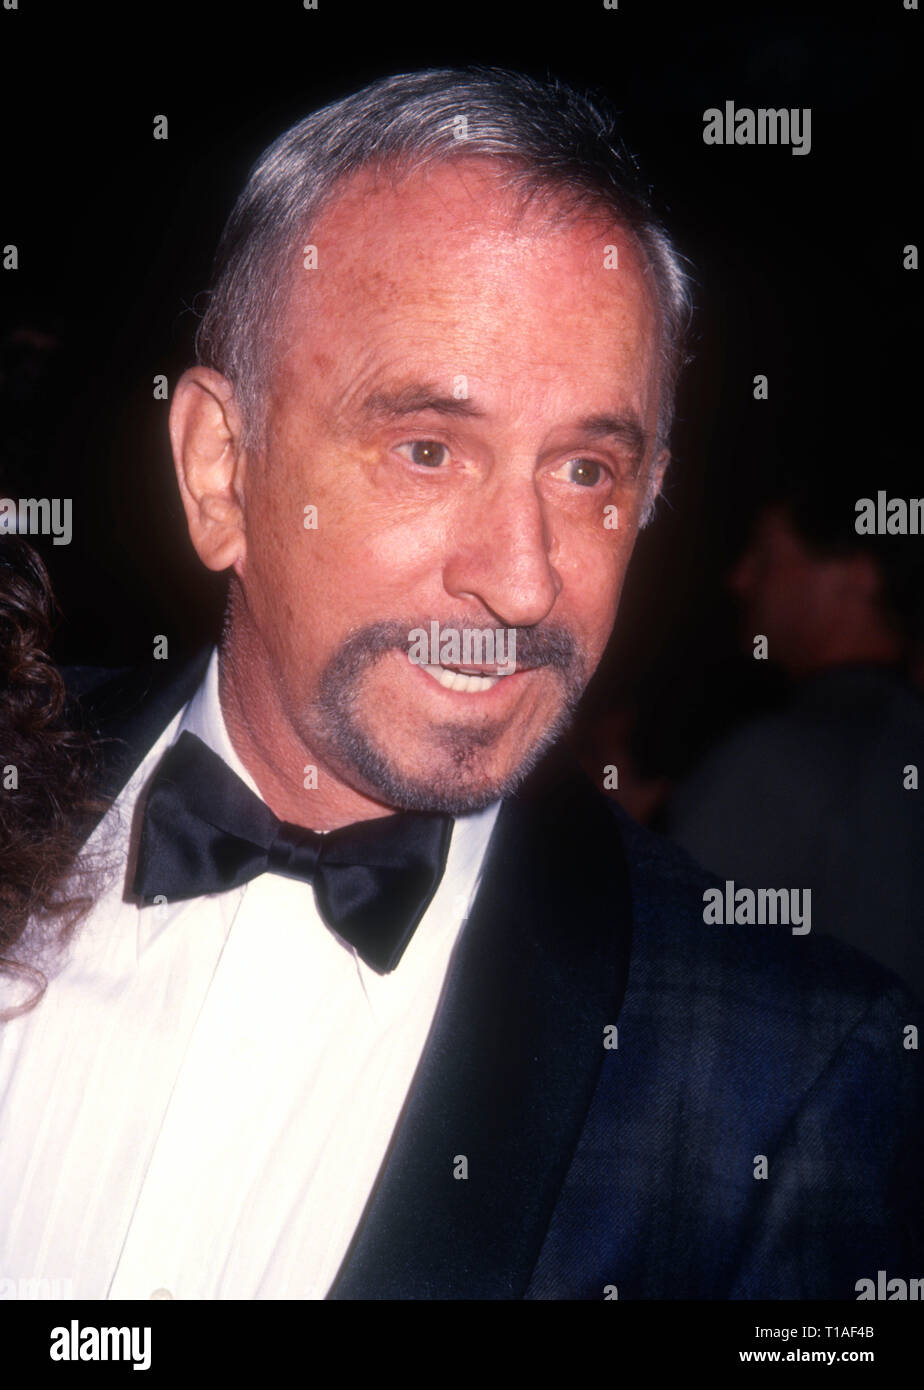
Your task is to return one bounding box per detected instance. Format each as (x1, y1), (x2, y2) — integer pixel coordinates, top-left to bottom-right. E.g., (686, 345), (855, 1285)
(239, 489), (329, 665)
(557, 525), (636, 638)
(243, 482), (445, 658)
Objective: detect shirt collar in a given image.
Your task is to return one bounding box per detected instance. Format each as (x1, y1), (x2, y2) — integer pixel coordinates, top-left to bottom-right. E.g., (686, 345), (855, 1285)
(177, 647), (264, 800)
(173, 645), (501, 865)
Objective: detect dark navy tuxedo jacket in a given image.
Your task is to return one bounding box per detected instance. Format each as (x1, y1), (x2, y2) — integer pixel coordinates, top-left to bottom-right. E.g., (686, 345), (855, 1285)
(70, 650), (924, 1301)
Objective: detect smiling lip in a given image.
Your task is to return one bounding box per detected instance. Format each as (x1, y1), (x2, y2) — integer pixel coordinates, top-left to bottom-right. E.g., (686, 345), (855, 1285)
(415, 660), (536, 696)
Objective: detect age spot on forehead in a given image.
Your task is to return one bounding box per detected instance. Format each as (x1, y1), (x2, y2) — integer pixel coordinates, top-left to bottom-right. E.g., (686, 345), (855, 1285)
(276, 159), (661, 427)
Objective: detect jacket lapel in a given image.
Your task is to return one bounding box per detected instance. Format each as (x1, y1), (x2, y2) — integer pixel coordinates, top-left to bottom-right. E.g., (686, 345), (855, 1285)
(75, 655), (634, 1296)
(75, 647), (213, 807)
(329, 756), (633, 1299)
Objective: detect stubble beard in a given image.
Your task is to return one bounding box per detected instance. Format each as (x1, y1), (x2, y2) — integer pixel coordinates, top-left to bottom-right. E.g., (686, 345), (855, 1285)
(304, 619), (588, 815)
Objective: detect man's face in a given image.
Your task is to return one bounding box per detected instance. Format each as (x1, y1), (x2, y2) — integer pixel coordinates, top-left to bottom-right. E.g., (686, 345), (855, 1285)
(729, 505), (833, 675)
(235, 157), (664, 813)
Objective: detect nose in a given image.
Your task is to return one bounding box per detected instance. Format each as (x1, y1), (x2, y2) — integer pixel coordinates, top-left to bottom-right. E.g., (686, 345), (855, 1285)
(442, 473), (561, 629)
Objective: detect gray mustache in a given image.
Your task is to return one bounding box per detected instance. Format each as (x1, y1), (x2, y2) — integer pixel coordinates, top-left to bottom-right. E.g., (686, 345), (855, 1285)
(335, 619), (580, 673)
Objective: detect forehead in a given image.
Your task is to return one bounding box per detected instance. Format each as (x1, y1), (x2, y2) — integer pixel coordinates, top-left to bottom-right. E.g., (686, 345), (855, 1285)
(275, 156), (662, 415)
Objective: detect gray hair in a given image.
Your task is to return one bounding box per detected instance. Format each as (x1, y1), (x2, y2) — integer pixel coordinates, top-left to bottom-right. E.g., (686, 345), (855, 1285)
(195, 67), (694, 484)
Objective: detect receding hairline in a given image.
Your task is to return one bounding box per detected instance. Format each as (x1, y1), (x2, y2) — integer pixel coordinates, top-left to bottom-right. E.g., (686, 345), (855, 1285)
(259, 150), (667, 417)
(194, 67), (695, 467)
(314, 146), (649, 223)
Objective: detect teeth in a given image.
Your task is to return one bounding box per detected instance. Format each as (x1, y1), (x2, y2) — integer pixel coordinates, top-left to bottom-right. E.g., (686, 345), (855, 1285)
(422, 664), (503, 694)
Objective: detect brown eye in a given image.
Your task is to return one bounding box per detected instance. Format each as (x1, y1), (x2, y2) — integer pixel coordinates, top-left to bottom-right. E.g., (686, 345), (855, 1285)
(567, 458), (603, 487)
(406, 440), (449, 468)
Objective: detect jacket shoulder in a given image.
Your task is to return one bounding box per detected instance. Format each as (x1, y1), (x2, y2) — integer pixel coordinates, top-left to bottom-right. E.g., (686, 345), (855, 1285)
(62, 647), (213, 802)
(530, 797), (923, 1299)
(607, 795), (917, 1015)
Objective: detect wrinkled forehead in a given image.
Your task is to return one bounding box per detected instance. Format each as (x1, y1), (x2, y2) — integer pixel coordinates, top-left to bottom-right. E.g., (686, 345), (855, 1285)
(272, 156), (663, 405)
(308, 156), (654, 296)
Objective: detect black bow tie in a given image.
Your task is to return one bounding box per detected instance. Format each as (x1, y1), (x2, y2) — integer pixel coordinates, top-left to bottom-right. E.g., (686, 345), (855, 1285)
(132, 731), (453, 973)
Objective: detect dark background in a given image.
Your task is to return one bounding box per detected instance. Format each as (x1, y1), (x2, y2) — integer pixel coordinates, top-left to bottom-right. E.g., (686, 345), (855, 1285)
(1, 0), (918, 778)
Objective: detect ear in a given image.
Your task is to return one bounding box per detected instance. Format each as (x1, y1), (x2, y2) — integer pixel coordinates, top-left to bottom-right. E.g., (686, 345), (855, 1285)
(640, 447), (670, 527)
(169, 367), (249, 575)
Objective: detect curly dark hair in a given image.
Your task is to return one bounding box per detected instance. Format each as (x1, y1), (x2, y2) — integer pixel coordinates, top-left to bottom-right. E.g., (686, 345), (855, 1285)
(0, 538), (105, 1020)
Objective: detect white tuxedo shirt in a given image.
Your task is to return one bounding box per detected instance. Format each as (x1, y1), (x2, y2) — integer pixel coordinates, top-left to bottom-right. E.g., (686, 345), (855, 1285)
(0, 648), (500, 1299)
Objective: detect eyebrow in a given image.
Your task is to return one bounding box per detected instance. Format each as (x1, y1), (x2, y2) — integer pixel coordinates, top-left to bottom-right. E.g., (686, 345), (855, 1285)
(358, 385), (649, 467)
(358, 385), (486, 421)
(576, 414), (649, 474)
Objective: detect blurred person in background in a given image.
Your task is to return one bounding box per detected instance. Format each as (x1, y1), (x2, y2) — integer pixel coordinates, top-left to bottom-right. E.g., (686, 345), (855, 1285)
(669, 461), (924, 1000)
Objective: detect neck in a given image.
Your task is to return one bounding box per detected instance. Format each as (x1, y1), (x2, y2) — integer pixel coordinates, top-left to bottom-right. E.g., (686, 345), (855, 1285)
(217, 626), (398, 832)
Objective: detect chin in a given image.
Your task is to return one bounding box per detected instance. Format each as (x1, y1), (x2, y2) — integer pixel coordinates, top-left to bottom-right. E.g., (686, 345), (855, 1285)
(344, 720), (574, 817)
(380, 780), (514, 817)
